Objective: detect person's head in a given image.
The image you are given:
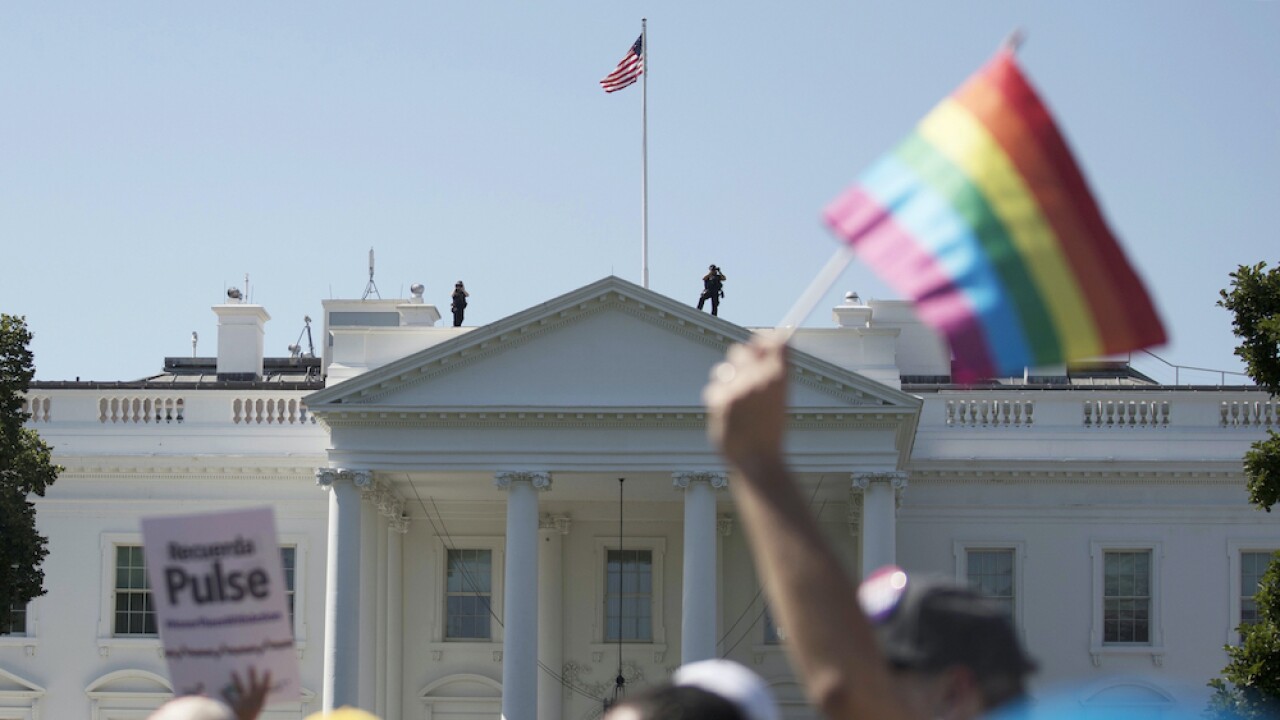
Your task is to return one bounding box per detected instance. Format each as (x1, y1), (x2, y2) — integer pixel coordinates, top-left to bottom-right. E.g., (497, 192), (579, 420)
(709, 264), (718, 272)
(859, 566), (1036, 719)
(147, 696), (235, 720)
(605, 659), (779, 720)
(455, 281), (464, 288)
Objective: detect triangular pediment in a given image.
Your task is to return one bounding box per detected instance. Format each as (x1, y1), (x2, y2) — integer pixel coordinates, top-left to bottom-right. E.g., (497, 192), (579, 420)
(307, 277), (919, 414)
(0, 667), (43, 695)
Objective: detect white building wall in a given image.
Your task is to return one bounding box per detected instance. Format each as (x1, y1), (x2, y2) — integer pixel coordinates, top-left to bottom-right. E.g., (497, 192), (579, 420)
(6, 279), (1276, 719)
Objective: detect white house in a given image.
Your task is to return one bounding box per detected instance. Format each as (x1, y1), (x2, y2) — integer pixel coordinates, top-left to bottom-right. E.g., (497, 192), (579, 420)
(3, 275), (1276, 720)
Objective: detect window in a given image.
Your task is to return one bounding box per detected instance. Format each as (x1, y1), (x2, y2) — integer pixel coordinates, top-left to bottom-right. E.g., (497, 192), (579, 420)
(1241, 551), (1275, 630)
(445, 548), (493, 641)
(605, 549), (653, 642)
(954, 542), (1024, 631)
(2, 601), (26, 636)
(1103, 550), (1151, 644)
(966, 549), (1015, 620)
(114, 545), (157, 636)
(113, 543), (154, 632)
(1089, 541), (1162, 663)
(281, 546), (297, 631)
(591, 537), (665, 650)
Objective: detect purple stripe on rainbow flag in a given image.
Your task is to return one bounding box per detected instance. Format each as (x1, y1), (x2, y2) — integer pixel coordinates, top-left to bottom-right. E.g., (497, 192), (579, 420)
(859, 151), (1034, 373)
(823, 49), (1165, 381)
(826, 185), (996, 380)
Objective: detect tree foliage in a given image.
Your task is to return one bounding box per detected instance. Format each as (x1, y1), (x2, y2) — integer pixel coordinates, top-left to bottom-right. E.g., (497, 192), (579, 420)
(1220, 262), (1280, 395)
(1208, 552), (1280, 719)
(1219, 262), (1280, 512)
(1209, 263), (1280, 716)
(0, 315), (60, 630)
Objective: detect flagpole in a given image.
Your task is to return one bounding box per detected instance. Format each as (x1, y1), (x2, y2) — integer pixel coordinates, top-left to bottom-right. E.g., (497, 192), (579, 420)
(774, 244), (856, 344)
(640, 18), (649, 289)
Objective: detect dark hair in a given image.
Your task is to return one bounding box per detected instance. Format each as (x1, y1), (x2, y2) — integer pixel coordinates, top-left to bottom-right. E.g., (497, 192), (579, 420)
(609, 685), (745, 720)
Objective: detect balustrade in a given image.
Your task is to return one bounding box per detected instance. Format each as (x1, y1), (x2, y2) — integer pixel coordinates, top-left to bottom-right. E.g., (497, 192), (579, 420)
(1082, 399), (1169, 428)
(1220, 400), (1276, 428)
(22, 396), (51, 423)
(946, 399), (1034, 427)
(232, 397), (314, 425)
(99, 396), (185, 424)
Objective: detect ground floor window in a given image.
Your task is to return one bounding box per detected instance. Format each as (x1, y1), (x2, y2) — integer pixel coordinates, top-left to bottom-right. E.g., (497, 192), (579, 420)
(605, 549), (652, 642)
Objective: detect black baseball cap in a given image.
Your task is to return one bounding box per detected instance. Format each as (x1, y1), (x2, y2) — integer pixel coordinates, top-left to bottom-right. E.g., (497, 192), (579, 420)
(858, 566), (1037, 679)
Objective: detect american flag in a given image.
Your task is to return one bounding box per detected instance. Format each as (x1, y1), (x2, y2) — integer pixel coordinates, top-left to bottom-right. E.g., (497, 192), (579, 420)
(600, 35), (644, 93)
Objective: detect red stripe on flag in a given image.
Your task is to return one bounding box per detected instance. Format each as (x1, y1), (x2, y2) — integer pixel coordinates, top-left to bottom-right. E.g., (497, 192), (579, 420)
(979, 51), (1165, 351)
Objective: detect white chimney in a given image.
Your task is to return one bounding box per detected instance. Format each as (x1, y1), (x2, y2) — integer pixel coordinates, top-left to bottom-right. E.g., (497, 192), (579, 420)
(213, 289), (270, 379)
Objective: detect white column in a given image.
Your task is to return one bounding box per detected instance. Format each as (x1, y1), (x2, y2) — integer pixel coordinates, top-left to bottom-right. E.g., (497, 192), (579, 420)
(316, 468), (371, 712)
(495, 471), (551, 720)
(674, 471), (727, 664)
(359, 498), (379, 712)
(853, 472), (908, 578)
(375, 521), (387, 718)
(537, 514), (569, 720)
(386, 515), (408, 720)
(847, 490), (865, 579)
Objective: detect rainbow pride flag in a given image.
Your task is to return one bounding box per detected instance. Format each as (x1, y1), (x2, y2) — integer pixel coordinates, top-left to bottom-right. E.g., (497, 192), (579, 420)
(824, 49), (1165, 382)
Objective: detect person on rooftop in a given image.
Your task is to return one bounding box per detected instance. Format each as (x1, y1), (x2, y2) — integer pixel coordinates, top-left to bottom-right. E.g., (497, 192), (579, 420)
(450, 281), (469, 327)
(697, 265), (727, 316)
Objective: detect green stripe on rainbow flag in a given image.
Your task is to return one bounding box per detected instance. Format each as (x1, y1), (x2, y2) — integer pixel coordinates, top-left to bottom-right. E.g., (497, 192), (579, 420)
(824, 49), (1165, 381)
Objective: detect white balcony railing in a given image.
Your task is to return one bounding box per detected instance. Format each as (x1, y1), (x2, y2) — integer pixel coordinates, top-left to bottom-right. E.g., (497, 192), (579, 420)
(1220, 400), (1276, 428)
(20, 392), (317, 429)
(99, 396), (185, 424)
(1083, 400), (1170, 428)
(22, 396), (51, 423)
(946, 399), (1034, 427)
(232, 397), (315, 425)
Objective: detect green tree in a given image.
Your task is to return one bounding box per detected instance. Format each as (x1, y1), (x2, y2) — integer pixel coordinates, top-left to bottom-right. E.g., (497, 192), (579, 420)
(1208, 263), (1280, 717)
(1208, 556), (1280, 719)
(0, 315), (60, 631)
(1219, 262), (1280, 511)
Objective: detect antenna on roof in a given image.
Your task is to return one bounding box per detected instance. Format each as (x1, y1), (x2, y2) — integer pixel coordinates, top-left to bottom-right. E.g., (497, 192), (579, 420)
(192, 331), (198, 358)
(362, 247), (381, 300)
(244, 273), (251, 303)
(289, 316), (315, 359)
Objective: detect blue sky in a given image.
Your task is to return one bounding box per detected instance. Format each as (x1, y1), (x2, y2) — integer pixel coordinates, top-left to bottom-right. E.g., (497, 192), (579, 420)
(2, 2), (1276, 383)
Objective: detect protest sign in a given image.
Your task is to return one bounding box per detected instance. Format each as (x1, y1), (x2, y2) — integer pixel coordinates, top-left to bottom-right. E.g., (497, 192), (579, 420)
(141, 507), (300, 704)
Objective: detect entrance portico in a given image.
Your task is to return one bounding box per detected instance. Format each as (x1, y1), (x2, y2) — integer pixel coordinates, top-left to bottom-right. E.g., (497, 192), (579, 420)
(305, 277), (920, 718)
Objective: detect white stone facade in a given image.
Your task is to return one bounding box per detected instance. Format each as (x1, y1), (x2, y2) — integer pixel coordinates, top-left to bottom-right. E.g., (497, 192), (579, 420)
(3, 276), (1276, 719)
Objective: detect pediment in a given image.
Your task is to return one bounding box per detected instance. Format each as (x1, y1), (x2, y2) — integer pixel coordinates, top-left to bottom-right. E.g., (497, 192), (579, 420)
(307, 277), (919, 415)
(420, 673), (503, 699)
(85, 669), (171, 695)
(0, 667), (43, 695)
